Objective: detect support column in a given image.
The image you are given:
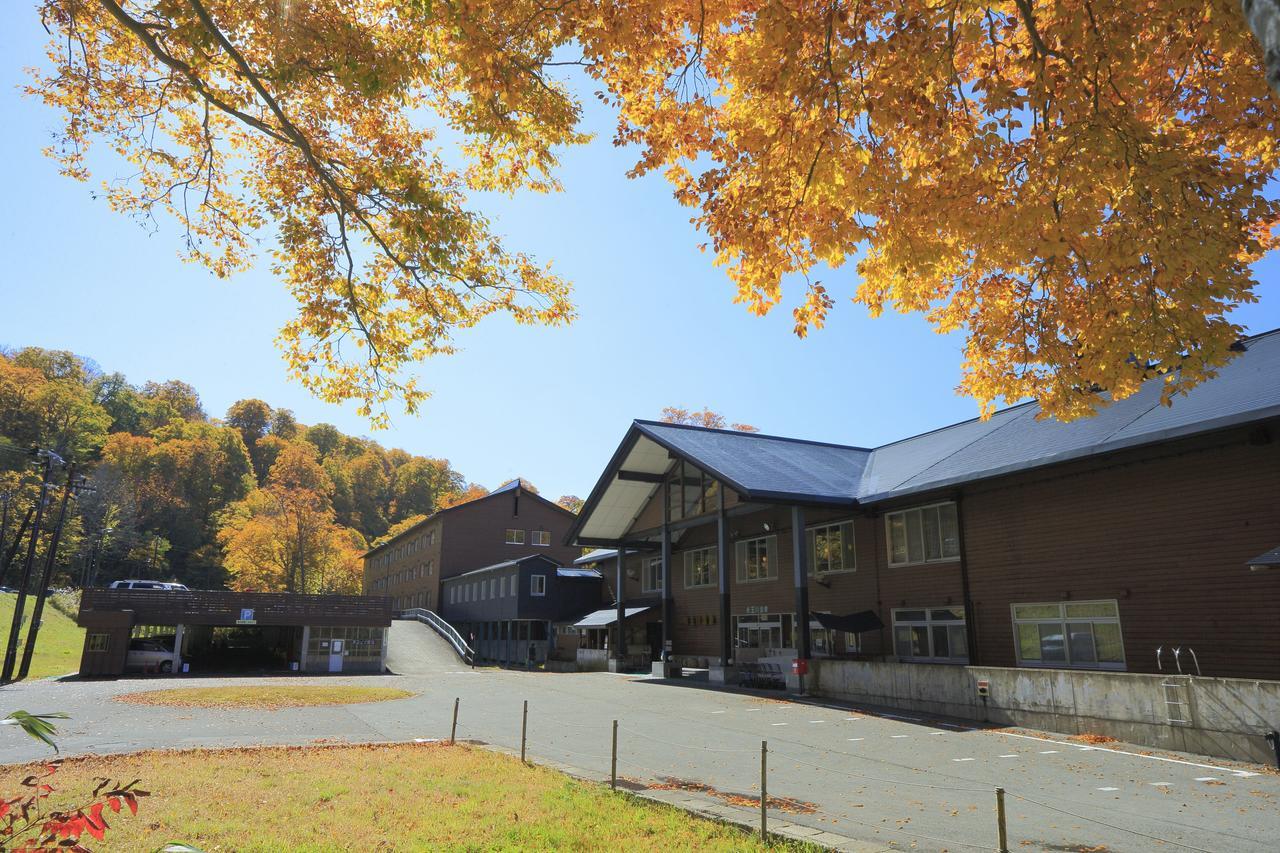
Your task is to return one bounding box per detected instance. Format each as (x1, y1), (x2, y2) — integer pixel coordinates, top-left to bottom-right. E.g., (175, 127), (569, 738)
(717, 488), (731, 667)
(661, 477), (674, 668)
(791, 505), (811, 661)
(614, 550), (627, 661)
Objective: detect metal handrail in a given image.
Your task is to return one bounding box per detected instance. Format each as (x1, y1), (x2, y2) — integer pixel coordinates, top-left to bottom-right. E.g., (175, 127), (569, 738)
(400, 608), (474, 665)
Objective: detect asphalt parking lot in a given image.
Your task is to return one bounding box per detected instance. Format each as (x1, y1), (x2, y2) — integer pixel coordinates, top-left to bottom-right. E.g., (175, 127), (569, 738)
(1, 626), (1275, 852)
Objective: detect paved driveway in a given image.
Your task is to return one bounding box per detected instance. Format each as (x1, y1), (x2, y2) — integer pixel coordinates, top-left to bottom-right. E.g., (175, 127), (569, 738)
(1, 627), (1275, 852)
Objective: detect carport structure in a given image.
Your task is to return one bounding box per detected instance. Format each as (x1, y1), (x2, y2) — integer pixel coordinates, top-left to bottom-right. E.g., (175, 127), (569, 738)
(76, 588), (393, 677)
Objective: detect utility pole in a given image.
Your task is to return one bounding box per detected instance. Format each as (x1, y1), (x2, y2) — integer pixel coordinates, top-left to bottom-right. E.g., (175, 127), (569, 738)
(19, 465), (82, 680)
(2, 450), (61, 684)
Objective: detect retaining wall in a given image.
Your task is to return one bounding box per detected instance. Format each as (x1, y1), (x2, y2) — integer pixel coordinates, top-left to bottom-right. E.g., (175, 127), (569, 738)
(810, 659), (1280, 764)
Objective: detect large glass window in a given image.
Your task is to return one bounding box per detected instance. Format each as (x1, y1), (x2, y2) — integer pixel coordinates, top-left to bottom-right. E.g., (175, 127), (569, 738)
(1012, 600), (1125, 670)
(505, 529), (526, 545)
(531, 575), (546, 596)
(532, 530), (551, 546)
(735, 535), (777, 582)
(666, 462), (719, 521)
(642, 558), (664, 593)
(808, 521), (856, 575)
(892, 608), (968, 663)
(886, 503), (960, 565)
(683, 547), (717, 588)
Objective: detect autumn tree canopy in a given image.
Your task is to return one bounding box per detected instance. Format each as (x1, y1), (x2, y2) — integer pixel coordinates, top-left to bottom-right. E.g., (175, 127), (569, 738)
(29, 1), (1280, 420)
(661, 407), (759, 433)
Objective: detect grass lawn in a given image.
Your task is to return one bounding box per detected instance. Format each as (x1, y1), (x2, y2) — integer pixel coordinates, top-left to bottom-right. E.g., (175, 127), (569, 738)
(2, 743), (810, 850)
(116, 685), (416, 709)
(0, 594), (84, 680)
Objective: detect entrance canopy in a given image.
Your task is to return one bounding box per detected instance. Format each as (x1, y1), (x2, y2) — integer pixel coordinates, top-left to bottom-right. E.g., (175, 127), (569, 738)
(574, 606), (651, 628)
(812, 610), (884, 634)
(568, 420), (868, 547)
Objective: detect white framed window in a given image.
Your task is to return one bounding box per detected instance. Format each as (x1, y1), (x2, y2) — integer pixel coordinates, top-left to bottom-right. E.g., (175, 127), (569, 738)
(531, 575), (546, 596)
(683, 547), (717, 589)
(1012, 600), (1125, 670)
(735, 535), (777, 582)
(506, 528), (526, 545)
(642, 557), (664, 593)
(892, 607), (968, 663)
(489, 578), (497, 598)
(532, 530), (551, 546)
(808, 520), (856, 574)
(886, 503), (960, 566)
(509, 575), (518, 597)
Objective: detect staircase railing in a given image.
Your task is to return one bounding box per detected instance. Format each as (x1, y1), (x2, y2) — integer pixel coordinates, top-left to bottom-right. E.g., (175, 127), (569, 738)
(399, 608), (474, 665)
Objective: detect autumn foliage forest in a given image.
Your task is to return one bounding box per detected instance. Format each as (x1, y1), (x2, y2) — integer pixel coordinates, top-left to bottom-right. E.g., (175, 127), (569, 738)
(0, 346), (488, 594)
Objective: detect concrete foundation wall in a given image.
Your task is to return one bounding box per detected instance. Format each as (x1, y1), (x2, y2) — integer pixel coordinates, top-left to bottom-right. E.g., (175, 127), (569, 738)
(810, 659), (1280, 764)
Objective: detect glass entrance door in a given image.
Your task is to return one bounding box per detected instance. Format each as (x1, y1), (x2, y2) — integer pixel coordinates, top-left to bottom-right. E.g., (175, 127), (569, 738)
(734, 614), (794, 655)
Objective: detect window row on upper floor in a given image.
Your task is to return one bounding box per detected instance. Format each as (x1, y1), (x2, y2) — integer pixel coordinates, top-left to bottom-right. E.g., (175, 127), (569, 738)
(369, 560), (433, 591)
(505, 529), (552, 546)
(631, 502), (960, 592)
(448, 573), (545, 604)
(371, 527), (438, 570)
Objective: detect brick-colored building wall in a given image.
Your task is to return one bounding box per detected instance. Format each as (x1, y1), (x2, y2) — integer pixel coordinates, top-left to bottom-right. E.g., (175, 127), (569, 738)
(612, 422), (1280, 678)
(362, 487), (580, 611)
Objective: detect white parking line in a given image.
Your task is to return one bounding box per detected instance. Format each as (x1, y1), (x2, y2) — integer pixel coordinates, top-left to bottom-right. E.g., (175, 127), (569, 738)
(1195, 777), (1219, 782)
(710, 710), (725, 715)
(844, 717), (860, 721)
(1097, 786), (1119, 792)
(953, 757), (975, 762)
(809, 720), (825, 724)
(848, 738), (864, 742)
(771, 722), (788, 726)
(746, 709), (761, 713)
(997, 731), (1260, 777)
(891, 734), (909, 738)
(1039, 750), (1059, 754)
(1150, 782), (1174, 787)
(999, 754), (1018, 758)
(930, 732), (948, 736)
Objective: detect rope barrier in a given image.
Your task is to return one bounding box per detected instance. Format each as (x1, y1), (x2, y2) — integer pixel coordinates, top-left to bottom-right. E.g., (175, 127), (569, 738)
(1007, 793), (1223, 853)
(769, 750), (990, 793)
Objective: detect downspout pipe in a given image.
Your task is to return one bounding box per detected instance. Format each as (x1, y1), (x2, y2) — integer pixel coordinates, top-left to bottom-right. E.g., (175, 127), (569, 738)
(956, 492), (979, 666)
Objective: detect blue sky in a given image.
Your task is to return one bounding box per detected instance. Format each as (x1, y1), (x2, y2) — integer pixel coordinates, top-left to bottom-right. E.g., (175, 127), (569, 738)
(3, 9), (1279, 501)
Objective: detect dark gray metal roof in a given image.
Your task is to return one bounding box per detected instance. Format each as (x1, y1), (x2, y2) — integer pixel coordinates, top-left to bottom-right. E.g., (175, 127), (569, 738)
(857, 328), (1280, 502)
(571, 329), (1280, 538)
(1247, 545), (1280, 569)
(634, 421), (871, 505)
(444, 554), (560, 581)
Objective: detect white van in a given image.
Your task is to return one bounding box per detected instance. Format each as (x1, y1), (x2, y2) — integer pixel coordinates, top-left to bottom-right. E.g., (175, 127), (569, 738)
(108, 580), (189, 591)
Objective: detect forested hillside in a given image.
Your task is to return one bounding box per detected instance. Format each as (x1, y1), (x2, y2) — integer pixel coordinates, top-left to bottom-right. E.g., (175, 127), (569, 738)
(0, 347), (485, 594)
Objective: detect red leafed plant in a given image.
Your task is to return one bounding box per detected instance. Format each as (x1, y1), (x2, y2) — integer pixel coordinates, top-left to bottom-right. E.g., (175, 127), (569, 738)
(0, 760), (148, 851)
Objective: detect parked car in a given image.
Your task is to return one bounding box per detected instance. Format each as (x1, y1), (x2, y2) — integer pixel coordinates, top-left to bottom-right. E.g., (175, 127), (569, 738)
(125, 637), (175, 673)
(108, 580), (189, 591)
(0, 586), (16, 594)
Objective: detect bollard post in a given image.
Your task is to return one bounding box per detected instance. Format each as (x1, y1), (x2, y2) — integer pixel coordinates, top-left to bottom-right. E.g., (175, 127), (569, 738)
(611, 719), (618, 791)
(451, 697), (459, 744)
(995, 787), (1008, 853)
(521, 699), (528, 763)
(760, 740), (768, 841)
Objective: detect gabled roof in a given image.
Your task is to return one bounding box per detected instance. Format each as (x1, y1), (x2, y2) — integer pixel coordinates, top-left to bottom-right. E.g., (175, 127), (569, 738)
(362, 478), (574, 559)
(570, 328), (1280, 545)
(442, 554), (560, 581)
(1247, 545), (1280, 570)
(635, 421), (871, 505)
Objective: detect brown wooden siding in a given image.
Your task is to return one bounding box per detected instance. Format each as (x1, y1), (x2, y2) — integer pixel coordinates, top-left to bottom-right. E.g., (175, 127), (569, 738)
(79, 589), (393, 628)
(614, 422), (1280, 678)
(361, 488), (580, 612)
